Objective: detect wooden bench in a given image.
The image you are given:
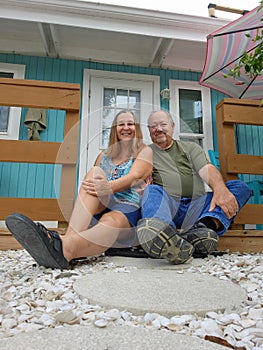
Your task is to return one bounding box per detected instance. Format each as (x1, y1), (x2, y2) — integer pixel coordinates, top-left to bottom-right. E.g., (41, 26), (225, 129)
(0, 78), (80, 250)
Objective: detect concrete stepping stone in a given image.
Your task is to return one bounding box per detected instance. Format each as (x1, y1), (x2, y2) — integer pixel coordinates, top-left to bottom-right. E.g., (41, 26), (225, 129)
(105, 256), (205, 270)
(1, 324), (228, 350)
(74, 269), (246, 317)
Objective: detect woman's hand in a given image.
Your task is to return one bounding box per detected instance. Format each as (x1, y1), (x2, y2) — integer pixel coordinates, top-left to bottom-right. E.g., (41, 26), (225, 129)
(82, 174), (112, 197)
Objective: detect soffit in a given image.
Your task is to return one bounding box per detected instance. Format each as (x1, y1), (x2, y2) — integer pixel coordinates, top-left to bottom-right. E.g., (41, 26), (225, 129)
(0, 0), (230, 71)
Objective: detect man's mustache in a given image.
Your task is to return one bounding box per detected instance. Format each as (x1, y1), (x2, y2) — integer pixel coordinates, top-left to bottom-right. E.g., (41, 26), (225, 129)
(155, 130), (167, 134)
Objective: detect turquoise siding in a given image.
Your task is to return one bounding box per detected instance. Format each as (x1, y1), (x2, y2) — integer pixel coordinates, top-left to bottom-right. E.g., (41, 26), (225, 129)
(0, 53), (262, 199)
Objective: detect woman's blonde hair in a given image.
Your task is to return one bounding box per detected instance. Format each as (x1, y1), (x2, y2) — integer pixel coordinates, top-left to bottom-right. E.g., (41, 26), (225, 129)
(105, 110), (145, 158)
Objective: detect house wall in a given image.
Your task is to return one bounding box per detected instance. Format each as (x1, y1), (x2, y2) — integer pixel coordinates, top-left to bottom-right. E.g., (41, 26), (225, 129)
(0, 53), (262, 200)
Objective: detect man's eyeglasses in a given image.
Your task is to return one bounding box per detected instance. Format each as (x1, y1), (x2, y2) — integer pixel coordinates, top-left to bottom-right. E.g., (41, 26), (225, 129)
(148, 122), (169, 130)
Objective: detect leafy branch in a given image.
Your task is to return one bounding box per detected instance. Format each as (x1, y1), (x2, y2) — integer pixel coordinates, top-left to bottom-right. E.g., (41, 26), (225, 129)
(226, 29), (263, 81)
(226, 1), (263, 79)
(224, 1), (263, 102)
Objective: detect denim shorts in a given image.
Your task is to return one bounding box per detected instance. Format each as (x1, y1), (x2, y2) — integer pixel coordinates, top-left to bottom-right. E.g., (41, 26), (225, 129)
(91, 201), (141, 228)
(89, 201), (141, 248)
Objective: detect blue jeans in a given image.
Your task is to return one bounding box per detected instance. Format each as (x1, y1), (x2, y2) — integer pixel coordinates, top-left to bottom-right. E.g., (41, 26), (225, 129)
(141, 180), (251, 236)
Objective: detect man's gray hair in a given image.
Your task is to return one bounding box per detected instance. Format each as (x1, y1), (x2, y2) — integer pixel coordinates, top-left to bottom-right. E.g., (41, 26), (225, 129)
(147, 110), (174, 125)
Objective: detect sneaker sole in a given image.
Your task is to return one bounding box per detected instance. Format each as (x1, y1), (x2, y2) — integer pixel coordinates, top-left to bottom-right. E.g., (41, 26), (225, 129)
(137, 218), (194, 264)
(5, 213), (67, 269)
(181, 228), (219, 255)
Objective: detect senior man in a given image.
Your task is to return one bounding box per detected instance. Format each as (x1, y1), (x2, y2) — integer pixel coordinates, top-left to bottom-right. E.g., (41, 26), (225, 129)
(137, 110), (251, 264)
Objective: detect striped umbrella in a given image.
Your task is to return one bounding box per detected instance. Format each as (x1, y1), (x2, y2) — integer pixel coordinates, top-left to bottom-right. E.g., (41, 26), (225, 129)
(199, 5), (263, 99)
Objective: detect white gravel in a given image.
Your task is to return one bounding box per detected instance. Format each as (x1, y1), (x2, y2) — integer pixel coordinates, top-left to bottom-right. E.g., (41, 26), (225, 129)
(0, 249), (262, 349)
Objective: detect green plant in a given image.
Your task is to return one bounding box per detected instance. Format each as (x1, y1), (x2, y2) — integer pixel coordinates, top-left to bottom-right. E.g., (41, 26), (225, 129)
(227, 29), (263, 80)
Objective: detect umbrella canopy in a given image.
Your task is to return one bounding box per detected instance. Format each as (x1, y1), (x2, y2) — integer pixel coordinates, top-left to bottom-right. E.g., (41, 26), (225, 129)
(199, 5), (263, 99)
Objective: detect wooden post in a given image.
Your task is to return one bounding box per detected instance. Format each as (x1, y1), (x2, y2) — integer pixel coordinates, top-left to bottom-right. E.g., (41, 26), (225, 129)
(216, 98), (263, 252)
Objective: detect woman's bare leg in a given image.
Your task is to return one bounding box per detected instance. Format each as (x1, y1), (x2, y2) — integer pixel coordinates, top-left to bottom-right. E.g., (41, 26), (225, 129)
(68, 166), (108, 234)
(62, 211), (131, 260)
(59, 166), (132, 260)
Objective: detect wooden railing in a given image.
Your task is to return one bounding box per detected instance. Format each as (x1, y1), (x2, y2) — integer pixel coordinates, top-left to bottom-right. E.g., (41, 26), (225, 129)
(0, 78), (80, 250)
(216, 98), (263, 252)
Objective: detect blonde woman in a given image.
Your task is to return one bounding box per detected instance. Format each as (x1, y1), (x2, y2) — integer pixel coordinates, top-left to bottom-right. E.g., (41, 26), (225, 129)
(6, 111), (152, 269)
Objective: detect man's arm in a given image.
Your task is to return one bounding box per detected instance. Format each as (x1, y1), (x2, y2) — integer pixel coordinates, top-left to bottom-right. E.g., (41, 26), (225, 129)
(199, 164), (239, 219)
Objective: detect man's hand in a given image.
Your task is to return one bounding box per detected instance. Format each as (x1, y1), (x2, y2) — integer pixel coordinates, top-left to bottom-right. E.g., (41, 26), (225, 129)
(82, 174), (112, 197)
(209, 187), (239, 219)
(199, 164), (239, 219)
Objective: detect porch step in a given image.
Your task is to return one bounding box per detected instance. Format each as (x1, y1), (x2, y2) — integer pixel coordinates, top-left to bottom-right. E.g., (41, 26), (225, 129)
(0, 228), (66, 251)
(1, 228), (262, 253)
(217, 229), (263, 253)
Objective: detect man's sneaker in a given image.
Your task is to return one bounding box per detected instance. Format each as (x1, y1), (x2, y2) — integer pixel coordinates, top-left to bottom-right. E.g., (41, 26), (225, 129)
(136, 218), (194, 264)
(181, 223), (219, 256)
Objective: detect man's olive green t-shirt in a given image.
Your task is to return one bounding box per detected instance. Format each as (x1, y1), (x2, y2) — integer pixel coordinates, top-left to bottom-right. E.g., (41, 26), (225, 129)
(150, 140), (210, 198)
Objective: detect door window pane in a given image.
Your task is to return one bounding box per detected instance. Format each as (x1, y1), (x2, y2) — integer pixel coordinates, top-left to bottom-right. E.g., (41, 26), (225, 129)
(104, 88), (115, 107)
(102, 108), (116, 149)
(179, 89), (203, 134)
(129, 90), (141, 109)
(0, 72), (13, 133)
(116, 89), (128, 108)
(102, 88), (141, 148)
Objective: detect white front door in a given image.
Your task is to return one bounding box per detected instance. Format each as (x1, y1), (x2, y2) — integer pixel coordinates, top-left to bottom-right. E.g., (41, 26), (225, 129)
(79, 70), (160, 184)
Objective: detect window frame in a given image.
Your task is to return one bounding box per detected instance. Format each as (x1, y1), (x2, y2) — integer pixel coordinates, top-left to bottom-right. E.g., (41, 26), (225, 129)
(0, 63), (26, 140)
(169, 79), (213, 153)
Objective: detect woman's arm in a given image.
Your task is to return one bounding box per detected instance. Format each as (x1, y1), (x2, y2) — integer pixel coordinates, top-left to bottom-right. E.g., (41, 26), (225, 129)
(82, 146), (153, 197)
(93, 151), (104, 166)
(110, 146), (153, 193)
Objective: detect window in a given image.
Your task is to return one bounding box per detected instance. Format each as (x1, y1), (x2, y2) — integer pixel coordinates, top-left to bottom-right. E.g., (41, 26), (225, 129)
(0, 63), (26, 140)
(169, 80), (213, 153)
(102, 88), (141, 148)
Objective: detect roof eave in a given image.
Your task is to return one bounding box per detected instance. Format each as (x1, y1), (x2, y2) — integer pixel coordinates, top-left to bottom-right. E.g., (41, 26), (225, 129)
(0, 0), (231, 42)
